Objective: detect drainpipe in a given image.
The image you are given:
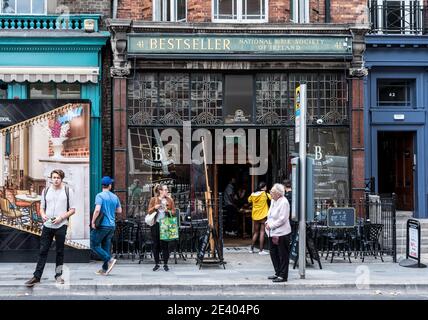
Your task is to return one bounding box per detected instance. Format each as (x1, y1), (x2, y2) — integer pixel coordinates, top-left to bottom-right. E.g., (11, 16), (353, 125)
(325, 0), (331, 23)
(112, 0), (118, 19)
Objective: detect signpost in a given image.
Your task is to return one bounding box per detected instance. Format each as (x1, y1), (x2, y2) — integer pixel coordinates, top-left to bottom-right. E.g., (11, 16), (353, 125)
(296, 83), (307, 279)
(399, 219), (426, 268)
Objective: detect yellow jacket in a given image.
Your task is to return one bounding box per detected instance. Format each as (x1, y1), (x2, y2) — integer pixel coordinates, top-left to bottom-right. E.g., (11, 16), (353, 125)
(248, 191), (271, 221)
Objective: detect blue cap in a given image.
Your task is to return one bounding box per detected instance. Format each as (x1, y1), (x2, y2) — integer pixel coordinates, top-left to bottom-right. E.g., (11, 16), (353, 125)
(101, 176), (114, 185)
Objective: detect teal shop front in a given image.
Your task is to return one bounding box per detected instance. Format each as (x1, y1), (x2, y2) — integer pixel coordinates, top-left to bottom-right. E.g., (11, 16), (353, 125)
(0, 15), (109, 261)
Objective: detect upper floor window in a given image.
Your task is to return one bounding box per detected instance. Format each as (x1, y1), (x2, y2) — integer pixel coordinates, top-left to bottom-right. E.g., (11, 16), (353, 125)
(369, 0), (424, 34)
(29, 83), (81, 99)
(153, 0), (187, 22)
(377, 79), (415, 107)
(290, 0), (310, 23)
(1, 0), (47, 15)
(213, 0), (268, 22)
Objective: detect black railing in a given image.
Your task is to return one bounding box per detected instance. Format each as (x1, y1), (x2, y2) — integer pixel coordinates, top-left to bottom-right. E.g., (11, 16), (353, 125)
(369, 1), (425, 34)
(311, 193), (397, 262)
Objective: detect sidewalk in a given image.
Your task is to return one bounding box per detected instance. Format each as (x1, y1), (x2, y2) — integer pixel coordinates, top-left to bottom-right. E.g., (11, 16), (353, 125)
(1, 250), (428, 298)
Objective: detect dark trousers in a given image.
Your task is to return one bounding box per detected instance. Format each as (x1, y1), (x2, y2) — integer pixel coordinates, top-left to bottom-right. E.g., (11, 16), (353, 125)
(225, 205), (238, 233)
(34, 225), (67, 280)
(269, 234), (291, 280)
(151, 222), (170, 265)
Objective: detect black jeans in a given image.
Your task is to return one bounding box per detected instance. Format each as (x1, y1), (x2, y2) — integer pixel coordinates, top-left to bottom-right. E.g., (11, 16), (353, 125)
(34, 225), (67, 280)
(225, 205), (238, 233)
(151, 222), (169, 265)
(269, 234), (291, 280)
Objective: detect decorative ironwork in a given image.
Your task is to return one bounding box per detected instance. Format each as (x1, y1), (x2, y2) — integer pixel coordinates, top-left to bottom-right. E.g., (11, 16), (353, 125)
(369, 1), (425, 35)
(159, 73), (189, 124)
(318, 73), (348, 124)
(191, 74), (223, 125)
(256, 74), (288, 125)
(128, 73), (158, 126)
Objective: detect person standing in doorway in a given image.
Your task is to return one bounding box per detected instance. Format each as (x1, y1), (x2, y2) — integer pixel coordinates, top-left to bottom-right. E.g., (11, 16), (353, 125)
(224, 178), (238, 236)
(91, 176), (122, 276)
(147, 184), (176, 271)
(265, 183), (291, 283)
(25, 169), (75, 287)
(248, 182), (271, 255)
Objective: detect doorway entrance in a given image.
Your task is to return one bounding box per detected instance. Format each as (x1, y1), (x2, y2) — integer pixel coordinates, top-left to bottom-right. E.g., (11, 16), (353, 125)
(378, 131), (415, 211)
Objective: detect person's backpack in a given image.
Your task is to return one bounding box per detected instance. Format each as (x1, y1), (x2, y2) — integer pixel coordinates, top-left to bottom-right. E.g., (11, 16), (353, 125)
(43, 185), (70, 213)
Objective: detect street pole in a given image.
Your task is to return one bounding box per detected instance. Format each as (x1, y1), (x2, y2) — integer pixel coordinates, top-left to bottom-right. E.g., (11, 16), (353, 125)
(298, 83), (307, 279)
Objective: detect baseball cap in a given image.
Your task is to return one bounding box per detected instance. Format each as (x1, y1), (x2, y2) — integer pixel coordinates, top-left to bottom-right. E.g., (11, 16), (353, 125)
(101, 176), (114, 185)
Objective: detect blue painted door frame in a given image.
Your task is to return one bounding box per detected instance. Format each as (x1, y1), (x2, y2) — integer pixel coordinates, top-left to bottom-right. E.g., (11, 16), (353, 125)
(369, 124), (426, 218)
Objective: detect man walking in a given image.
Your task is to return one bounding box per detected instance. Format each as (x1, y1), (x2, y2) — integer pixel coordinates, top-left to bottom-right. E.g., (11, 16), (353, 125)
(90, 176), (122, 275)
(25, 169), (75, 287)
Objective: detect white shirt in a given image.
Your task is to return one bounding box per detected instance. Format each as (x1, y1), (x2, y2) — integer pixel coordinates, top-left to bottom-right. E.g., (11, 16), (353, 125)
(41, 185), (75, 229)
(265, 196), (291, 237)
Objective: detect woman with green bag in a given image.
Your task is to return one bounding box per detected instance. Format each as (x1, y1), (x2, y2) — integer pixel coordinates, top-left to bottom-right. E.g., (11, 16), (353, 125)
(147, 184), (176, 271)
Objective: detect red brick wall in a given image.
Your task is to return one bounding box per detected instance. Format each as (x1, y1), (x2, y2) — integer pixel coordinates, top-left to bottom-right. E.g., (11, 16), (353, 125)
(331, 0), (367, 23)
(117, 0), (152, 20)
(310, 0), (325, 23)
(187, 0), (211, 22)
(269, 0), (289, 23)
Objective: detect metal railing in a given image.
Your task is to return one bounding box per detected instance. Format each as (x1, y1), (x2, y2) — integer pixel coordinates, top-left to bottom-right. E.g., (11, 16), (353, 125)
(312, 193), (397, 262)
(0, 14), (100, 31)
(369, 1), (425, 34)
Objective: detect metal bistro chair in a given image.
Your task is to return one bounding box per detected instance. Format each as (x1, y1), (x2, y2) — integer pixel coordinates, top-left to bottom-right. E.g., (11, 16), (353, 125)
(360, 223), (384, 262)
(324, 227), (353, 263)
(138, 219), (154, 264)
(113, 220), (139, 260)
(0, 197), (24, 226)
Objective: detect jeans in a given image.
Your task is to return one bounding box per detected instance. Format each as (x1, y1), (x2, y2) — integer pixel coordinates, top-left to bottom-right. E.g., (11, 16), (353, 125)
(151, 222), (170, 265)
(34, 225), (67, 280)
(269, 234), (291, 280)
(90, 226), (115, 271)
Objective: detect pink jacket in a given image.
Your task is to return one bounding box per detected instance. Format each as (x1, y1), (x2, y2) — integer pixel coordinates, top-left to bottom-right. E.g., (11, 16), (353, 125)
(265, 196), (291, 237)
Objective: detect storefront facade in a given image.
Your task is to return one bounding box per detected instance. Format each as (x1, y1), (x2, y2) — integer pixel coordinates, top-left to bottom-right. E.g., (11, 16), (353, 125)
(0, 14), (108, 260)
(108, 21), (368, 227)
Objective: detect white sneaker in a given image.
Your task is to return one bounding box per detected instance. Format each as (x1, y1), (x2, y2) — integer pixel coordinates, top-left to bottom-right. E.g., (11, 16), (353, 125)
(105, 258), (117, 275)
(248, 248), (254, 253)
(258, 250), (269, 255)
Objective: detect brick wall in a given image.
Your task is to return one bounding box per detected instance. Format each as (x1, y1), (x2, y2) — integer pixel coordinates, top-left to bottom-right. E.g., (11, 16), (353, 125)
(57, 0), (111, 17)
(187, 0), (211, 22)
(117, 0), (152, 20)
(114, 0), (367, 24)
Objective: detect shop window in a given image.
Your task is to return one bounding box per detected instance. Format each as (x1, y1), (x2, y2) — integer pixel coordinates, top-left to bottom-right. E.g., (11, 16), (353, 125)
(308, 127), (350, 200)
(224, 75), (253, 124)
(0, 82), (7, 99)
(153, 0), (187, 22)
(213, 0), (268, 22)
(290, 0), (310, 23)
(377, 79), (415, 107)
(29, 83), (81, 99)
(1, 0), (47, 14)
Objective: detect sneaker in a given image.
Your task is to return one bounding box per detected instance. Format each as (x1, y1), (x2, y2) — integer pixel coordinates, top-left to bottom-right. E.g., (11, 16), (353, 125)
(55, 275), (64, 284)
(105, 258), (117, 275)
(267, 275), (278, 280)
(153, 264), (160, 271)
(163, 264), (169, 271)
(24, 276), (40, 287)
(248, 246), (255, 253)
(95, 269), (107, 276)
(258, 250), (269, 255)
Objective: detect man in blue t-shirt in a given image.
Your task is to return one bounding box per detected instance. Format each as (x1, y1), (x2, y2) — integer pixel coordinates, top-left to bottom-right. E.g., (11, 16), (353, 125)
(90, 176), (122, 275)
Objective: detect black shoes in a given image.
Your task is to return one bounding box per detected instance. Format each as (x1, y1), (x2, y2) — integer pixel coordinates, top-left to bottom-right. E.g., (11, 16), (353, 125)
(153, 264), (160, 271)
(25, 277), (40, 287)
(272, 277), (287, 283)
(163, 265), (169, 271)
(267, 275), (278, 280)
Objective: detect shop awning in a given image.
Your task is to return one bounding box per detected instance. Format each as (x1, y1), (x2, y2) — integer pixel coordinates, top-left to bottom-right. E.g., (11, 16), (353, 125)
(0, 66), (99, 83)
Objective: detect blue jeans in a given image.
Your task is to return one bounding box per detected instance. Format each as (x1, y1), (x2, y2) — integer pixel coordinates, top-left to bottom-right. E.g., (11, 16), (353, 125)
(90, 226), (115, 270)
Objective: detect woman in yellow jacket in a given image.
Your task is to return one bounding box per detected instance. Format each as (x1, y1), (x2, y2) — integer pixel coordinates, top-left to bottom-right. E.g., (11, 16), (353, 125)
(248, 182), (271, 255)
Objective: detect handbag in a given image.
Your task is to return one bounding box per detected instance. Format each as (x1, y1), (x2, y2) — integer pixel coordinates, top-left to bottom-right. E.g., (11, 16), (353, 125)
(94, 211), (104, 228)
(145, 210), (157, 226)
(159, 214), (179, 241)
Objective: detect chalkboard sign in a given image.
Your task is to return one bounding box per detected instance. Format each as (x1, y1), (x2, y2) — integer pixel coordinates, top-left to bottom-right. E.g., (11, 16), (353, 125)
(327, 208), (355, 228)
(290, 231), (299, 263)
(197, 226), (211, 262)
